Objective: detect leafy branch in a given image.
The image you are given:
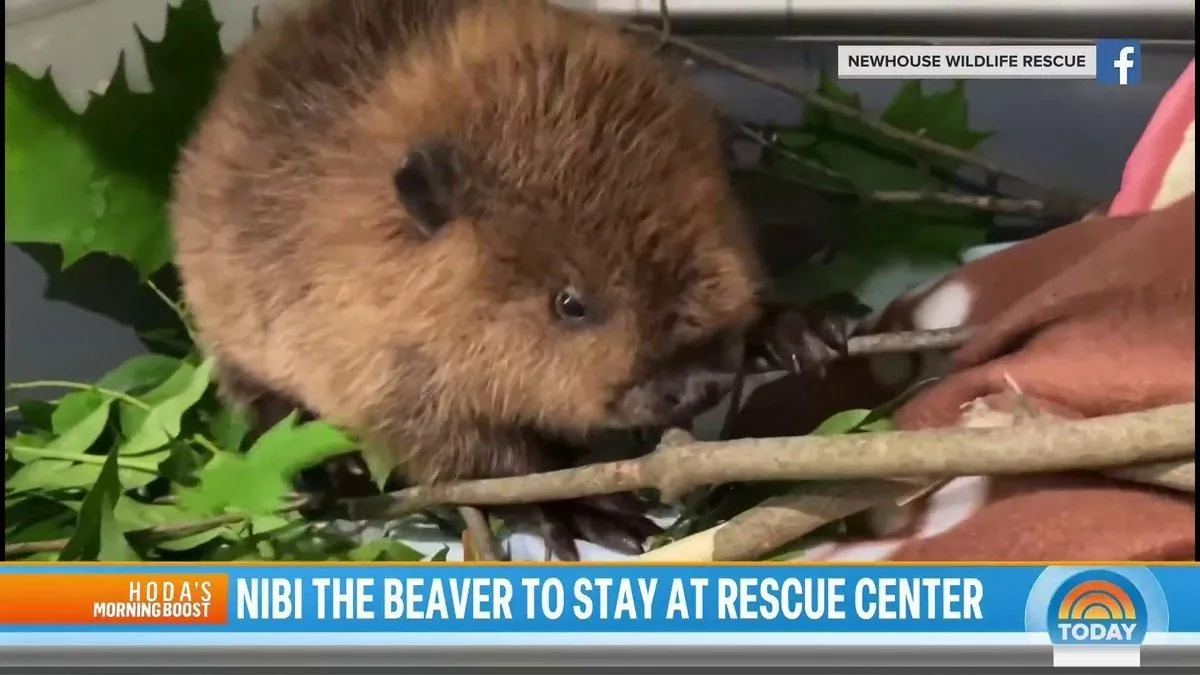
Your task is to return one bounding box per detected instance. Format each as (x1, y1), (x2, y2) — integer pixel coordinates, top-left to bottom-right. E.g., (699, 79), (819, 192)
(622, 18), (1096, 221)
(4, 356), (439, 562)
(733, 121), (1048, 216)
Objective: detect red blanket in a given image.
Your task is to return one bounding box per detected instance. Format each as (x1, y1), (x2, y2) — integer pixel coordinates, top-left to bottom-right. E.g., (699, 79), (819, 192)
(732, 63), (1196, 562)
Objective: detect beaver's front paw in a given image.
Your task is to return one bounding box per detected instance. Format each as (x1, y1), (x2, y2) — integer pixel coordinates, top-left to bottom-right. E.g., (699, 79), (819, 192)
(503, 493), (663, 561)
(746, 304), (853, 378)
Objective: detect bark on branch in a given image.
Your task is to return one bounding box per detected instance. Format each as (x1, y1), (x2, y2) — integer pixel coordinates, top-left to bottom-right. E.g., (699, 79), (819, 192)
(344, 403), (1195, 521)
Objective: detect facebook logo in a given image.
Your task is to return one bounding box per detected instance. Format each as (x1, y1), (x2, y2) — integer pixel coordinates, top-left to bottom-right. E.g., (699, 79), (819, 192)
(1096, 40), (1142, 86)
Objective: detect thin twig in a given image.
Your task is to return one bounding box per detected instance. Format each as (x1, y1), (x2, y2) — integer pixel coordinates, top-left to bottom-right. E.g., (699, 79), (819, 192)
(841, 327), (974, 356)
(622, 22), (1046, 193)
(5, 381), (152, 411)
(344, 403), (1195, 521)
(459, 506), (504, 561)
(740, 119), (1026, 203)
(737, 124), (1048, 216)
(145, 279), (199, 346)
(747, 326), (973, 374)
(652, 0), (671, 53)
(871, 191), (1045, 214)
(737, 122), (844, 183)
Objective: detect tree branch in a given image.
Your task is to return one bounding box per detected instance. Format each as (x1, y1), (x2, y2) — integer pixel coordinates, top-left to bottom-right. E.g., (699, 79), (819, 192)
(343, 403), (1195, 521)
(640, 479), (924, 562)
(1106, 459), (1195, 493)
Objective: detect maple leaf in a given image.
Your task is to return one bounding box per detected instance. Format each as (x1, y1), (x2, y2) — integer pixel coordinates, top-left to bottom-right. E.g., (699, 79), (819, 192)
(768, 77), (996, 273)
(5, 0), (225, 279)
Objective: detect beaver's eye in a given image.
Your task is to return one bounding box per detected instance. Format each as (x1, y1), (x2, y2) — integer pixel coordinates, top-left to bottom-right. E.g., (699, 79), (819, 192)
(552, 288), (589, 323)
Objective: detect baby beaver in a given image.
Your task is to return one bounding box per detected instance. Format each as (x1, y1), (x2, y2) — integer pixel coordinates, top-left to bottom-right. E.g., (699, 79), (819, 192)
(170, 0), (847, 560)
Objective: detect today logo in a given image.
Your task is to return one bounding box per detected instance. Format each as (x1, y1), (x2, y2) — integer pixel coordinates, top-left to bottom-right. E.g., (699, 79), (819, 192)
(1047, 570), (1148, 646)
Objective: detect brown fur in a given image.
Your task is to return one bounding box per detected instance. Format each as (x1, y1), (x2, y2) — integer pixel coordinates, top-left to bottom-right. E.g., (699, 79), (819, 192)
(170, 0), (762, 528)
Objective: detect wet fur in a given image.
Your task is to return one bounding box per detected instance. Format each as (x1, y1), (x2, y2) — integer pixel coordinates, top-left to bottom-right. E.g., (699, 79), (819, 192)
(171, 0), (765, 557)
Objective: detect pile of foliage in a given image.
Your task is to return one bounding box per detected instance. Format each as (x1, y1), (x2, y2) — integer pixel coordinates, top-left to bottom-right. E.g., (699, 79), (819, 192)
(4, 0), (996, 562)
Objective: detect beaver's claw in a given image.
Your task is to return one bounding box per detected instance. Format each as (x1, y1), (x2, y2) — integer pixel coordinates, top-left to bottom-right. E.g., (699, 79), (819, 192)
(746, 304), (853, 379)
(498, 493), (663, 561)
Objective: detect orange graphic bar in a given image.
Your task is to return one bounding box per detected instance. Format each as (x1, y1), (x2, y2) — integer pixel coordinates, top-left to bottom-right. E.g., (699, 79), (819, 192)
(0, 574), (229, 626)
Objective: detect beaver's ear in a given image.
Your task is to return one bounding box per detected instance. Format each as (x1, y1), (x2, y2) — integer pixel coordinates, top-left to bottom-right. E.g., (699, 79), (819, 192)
(392, 142), (457, 238)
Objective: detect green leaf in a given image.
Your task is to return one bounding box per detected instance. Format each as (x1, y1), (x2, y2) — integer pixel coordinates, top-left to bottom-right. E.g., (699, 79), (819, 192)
(427, 547), (451, 562)
(856, 376), (943, 429)
(5, 431), (51, 450)
(797, 78), (992, 192)
(771, 77), (995, 268)
(811, 409), (874, 436)
(134, 0), (226, 128)
(50, 391), (107, 434)
(247, 514), (294, 535)
(800, 76), (868, 134)
(811, 405), (900, 437)
(96, 354), (183, 394)
(116, 449), (171, 490)
(157, 441), (207, 486)
(6, 447), (166, 494)
(44, 396), (114, 455)
(177, 454), (287, 517)
(206, 408), (251, 453)
(244, 414), (358, 477)
(879, 81), (993, 172)
(4, 66), (104, 264)
(6, 461), (103, 493)
(845, 205), (988, 266)
(5, 495), (78, 543)
(119, 358), (214, 455)
(155, 528), (229, 552)
(177, 415), (358, 515)
(176, 414), (361, 515)
(57, 446), (142, 561)
(347, 540), (424, 562)
(112, 498), (195, 533)
(118, 361), (195, 432)
(859, 418), (895, 432)
(4, 0), (225, 277)
(14, 400), (56, 431)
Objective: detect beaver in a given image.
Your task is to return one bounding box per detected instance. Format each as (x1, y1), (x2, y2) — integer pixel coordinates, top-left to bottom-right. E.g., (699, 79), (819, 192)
(169, 0), (847, 560)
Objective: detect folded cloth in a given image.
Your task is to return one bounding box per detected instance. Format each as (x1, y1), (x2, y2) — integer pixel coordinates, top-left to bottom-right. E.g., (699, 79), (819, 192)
(1110, 60), (1195, 217)
(731, 61), (1196, 563)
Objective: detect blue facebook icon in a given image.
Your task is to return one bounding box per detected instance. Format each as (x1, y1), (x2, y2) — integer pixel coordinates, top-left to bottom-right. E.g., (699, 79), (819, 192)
(1096, 40), (1142, 86)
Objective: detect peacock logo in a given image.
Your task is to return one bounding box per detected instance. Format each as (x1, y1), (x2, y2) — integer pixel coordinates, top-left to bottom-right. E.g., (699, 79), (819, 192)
(1048, 570), (1147, 645)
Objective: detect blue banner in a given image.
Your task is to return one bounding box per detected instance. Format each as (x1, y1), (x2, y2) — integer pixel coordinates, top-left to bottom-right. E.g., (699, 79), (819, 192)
(1, 563), (1196, 640)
